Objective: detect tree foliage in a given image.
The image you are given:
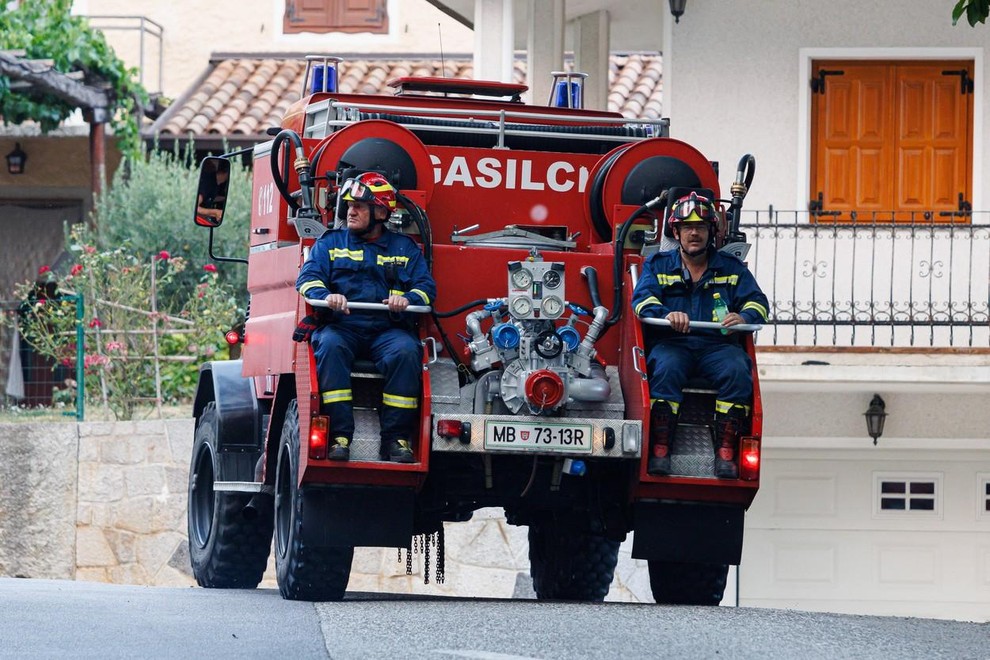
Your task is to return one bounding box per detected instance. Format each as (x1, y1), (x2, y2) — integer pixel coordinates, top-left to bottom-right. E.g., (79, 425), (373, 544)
(953, 0), (990, 26)
(0, 0), (147, 155)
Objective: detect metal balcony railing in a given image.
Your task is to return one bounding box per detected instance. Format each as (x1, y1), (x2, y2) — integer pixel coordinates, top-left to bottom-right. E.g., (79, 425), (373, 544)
(739, 211), (990, 349)
(85, 15), (164, 95)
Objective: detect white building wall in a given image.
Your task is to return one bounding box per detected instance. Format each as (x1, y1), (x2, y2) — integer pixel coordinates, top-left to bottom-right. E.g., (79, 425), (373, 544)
(74, 1), (474, 99)
(665, 0), (990, 212)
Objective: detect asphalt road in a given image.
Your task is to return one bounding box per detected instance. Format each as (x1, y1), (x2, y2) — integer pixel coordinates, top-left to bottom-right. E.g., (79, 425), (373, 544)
(1, 578), (987, 659)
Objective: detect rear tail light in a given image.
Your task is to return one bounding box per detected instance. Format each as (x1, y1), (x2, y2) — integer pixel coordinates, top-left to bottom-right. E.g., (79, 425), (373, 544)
(437, 419), (462, 438)
(309, 415), (329, 460)
(739, 436), (760, 481)
(437, 418), (472, 444)
(225, 330), (243, 345)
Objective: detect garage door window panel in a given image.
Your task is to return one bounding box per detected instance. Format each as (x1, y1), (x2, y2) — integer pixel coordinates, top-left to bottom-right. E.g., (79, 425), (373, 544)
(875, 474), (940, 517)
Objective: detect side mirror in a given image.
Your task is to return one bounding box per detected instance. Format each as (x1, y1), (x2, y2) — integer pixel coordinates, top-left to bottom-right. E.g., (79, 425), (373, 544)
(194, 157), (231, 228)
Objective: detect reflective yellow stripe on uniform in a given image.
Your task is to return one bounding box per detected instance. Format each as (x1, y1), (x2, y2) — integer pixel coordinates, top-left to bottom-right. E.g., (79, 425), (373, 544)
(741, 301), (769, 321)
(409, 288), (431, 305)
(321, 389), (352, 404)
(383, 393), (418, 409)
(711, 275), (739, 286)
(650, 398), (680, 414)
(377, 255), (410, 266)
(715, 400), (750, 415)
(635, 296), (662, 316)
(329, 248), (364, 261)
(655, 274), (683, 286)
(299, 280), (325, 296)
(388, 289), (406, 297)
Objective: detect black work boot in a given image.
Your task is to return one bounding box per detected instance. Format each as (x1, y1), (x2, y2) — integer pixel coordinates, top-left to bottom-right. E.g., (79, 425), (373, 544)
(713, 410), (746, 479)
(328, 436), (350, 461)
(647, 401), (678, 476)
(388, 438), (415, 463)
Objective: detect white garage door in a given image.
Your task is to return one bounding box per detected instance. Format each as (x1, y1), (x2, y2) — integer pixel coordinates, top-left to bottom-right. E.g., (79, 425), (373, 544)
(740, 442), (990, 622)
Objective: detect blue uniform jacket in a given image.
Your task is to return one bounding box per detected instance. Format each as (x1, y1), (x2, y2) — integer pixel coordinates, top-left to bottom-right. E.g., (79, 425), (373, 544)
(631, 248), (770, 340)
(296, 229), (437, 333)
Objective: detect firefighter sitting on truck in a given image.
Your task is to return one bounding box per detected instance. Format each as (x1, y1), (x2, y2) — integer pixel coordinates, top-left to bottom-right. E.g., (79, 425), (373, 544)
(295, 172), (437, 463)
(631, 192), (769, 478)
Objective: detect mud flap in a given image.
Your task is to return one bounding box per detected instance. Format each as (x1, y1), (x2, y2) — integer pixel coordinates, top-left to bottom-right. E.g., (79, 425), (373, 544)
(631, 501), (744, 565)
(301, 485), (414, 548)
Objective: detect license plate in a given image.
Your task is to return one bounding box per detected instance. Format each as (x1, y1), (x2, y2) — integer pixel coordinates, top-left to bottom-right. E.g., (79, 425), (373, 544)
(484, 420), (593, 453)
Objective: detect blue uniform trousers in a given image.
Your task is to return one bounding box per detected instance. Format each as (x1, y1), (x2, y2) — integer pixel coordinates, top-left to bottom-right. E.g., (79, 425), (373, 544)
(646, 336), (753, 413)
(311, 324), (421, 443)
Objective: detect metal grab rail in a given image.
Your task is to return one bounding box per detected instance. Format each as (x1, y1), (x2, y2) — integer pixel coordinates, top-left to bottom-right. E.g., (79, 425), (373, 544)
(307, 300), (432, 314)
(639, 317), (763, 333)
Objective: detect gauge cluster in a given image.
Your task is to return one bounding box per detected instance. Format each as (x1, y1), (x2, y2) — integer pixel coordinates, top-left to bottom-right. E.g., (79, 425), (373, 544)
(507, 261), (566, 320)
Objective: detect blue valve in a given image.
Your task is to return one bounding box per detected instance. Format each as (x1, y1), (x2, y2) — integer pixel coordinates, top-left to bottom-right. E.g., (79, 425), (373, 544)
(491, 322), (521, 349)
(562, 458), (586, 476)
(567, 303), (590, 316)
(485, 300), (505, 312)
(557, 325), (581, 352)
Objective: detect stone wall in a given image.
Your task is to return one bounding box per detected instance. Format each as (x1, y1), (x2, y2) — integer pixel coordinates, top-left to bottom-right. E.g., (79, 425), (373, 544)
(0, 419), (654, 601)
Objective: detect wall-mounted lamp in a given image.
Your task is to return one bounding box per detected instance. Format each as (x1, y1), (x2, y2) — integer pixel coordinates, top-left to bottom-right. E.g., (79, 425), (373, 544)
(864, 394), (887, 445)
(6, 142), (27, 175)
(669, 0), (687, 23)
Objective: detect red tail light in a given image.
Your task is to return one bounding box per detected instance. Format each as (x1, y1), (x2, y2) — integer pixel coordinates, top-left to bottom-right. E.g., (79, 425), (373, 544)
(739, 437), (760, 481)
(437, 419), (462, 438)
(225, 330), (242, 345)
(309, 415), (329, 460)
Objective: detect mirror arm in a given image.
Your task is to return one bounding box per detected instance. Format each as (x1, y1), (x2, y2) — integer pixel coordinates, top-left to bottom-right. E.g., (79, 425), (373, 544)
(207, 226), (248, 266)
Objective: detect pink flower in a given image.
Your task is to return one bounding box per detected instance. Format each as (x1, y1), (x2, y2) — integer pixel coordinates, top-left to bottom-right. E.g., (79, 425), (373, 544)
(105, 341), (124, 352)
(157, 250), (171, 261)
(89, 318), (102, 329)
(38, 265), (51, 274)
(203, 263), (218, 273)
(84, 245), (97, 254)
(70, 264), (84, 276)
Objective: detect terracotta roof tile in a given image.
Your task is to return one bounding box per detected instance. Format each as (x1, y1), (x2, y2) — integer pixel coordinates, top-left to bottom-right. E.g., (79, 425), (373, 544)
(149, 52), (663, 142)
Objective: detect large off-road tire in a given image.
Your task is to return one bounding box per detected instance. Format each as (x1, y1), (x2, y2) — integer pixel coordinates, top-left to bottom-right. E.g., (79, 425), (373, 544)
(187, 402), (274, 588)
(648, 560), (729, 605)
(274, 400), (354, 601)
(528, 522), (620, 601)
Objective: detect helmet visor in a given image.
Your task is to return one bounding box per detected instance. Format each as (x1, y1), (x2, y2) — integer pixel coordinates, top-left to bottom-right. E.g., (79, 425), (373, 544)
(339, 178), (376, 204)
(672, 195), (715, 222)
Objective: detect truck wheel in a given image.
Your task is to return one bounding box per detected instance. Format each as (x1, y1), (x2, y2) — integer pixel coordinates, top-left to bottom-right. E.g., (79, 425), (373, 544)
(648, 560), (729, 605)
(188, 402), (274, 588)
(274, 400), (354, 601)
(528, 522), (619, 601)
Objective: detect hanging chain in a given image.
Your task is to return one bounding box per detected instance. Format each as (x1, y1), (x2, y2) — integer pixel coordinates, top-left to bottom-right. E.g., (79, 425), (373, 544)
(405, 539), (413, 575)
(436, 526), (445, 584)
(423, 533), (431, 584)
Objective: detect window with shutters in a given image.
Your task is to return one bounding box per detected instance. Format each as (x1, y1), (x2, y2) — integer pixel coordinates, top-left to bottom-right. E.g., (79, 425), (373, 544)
(284, 0), (388, 35)
(810, 60), (973, 222)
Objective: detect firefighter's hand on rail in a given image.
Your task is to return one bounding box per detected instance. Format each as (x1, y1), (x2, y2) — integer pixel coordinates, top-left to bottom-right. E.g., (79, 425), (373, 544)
(721, 312), (745, 333)
(666, 311), (690, 333)
(384, 294), (409, 313)
(325, 293), (350, 314)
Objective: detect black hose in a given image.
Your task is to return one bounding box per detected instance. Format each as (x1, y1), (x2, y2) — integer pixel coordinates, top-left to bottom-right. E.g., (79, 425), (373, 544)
(727, 154), (756, 242)
(604, 196), (665, 329)
(395, 191), (433, 271)
(580, 266), (603, 309)
(270, 130), (303, 213)
(434, 298), (490, 318)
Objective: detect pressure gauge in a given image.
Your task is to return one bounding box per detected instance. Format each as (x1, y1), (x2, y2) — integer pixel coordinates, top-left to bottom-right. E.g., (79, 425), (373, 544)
(511, 267), (534, 290)
(543, 269), (562, 289)
(510, 296), (533, 318)
(541, 295), (564, 319)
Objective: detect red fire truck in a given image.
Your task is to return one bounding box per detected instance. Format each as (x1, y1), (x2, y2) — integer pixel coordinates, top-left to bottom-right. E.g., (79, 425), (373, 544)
(187, 56), (763, 604)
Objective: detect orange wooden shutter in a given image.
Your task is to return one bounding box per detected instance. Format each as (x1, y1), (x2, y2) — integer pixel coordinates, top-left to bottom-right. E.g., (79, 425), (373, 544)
(810, 61), (972, 222)
(284, 0), (387, 34)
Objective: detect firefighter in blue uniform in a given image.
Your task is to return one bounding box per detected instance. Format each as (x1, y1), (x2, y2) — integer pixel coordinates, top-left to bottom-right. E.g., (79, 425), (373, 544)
(631, 192), (769, 478)
(296, 172), (437, 462)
